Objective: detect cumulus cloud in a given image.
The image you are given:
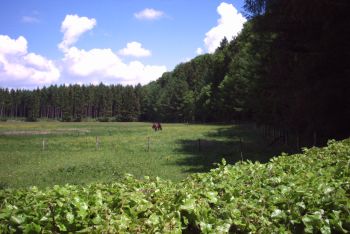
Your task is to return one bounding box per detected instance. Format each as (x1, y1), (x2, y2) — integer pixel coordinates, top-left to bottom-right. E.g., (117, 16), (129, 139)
(1, 14), (168, 89)
(58, 14), (96, 51)
(196, 48), (203, 55)
(118, 41), (151, 57)
(0, 35), (60, 88)
(134, 8), (164, 20)
(0, 35), (27, 55)
(204, 2), (246, 53)
(56, 14), (166, 85)
(62, 46), (166, 85)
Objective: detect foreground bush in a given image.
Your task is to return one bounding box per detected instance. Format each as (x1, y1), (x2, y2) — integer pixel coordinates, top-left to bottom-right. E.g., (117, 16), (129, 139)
(0, 139), (349, 233)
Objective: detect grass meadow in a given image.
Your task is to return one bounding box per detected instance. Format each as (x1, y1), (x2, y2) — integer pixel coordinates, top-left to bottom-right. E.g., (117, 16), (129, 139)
(0, 121), (293, 189)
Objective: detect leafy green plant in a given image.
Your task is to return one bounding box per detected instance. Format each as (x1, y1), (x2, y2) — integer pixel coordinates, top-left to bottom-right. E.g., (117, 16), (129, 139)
(1, 139), (349, 233)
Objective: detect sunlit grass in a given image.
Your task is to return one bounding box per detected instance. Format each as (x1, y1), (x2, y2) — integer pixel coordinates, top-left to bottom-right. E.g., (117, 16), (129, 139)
(0, 121), (291, 189)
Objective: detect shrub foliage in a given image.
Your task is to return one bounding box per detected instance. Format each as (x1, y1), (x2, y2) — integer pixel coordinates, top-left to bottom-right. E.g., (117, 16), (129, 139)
(0, 139), (349, 233)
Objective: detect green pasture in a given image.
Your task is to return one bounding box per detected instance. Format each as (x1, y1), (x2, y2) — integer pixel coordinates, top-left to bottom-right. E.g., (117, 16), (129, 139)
(0, 121), (292, 189)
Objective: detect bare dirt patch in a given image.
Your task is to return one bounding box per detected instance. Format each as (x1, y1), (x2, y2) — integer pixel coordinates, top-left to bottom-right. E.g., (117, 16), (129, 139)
(0, 129), (90, 136)
(55, 128), (90, 133)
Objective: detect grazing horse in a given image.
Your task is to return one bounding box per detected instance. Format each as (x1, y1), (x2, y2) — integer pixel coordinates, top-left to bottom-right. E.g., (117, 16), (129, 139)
(157, 122), (162, 131)
(152, 122), (162, 131)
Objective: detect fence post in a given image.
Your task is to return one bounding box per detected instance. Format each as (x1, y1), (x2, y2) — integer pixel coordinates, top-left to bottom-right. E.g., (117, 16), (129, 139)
(147, 137), (150, 152)
(96, 136), (99, 150)
(240, 137), (243, 160)
(42, 138), (45, 151)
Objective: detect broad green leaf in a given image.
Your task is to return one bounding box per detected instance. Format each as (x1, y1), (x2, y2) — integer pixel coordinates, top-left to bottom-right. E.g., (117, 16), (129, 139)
(148, 213), (160, 225)
(180, 198), (196, 211)
(23, 222), (41, 233)
(271, 209), (284, 219)
(57, 223), (67, 232)
(92, 215), (102, 225)
(66, 212), (74, 224)
(205, 191), (218, 204)
(10, 215), (25, 225)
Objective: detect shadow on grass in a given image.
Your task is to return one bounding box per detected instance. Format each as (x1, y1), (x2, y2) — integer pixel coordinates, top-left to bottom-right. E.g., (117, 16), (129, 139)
(172, 123), (295, 173)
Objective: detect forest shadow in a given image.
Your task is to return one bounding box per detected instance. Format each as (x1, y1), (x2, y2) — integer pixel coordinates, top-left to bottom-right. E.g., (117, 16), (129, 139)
(172, 124), (295, 173)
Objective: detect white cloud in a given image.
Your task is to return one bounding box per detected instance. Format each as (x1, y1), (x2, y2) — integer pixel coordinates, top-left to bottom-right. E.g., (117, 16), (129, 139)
(58, 14), (96, 51)
(0, 35), (60, 87)
(204, 2), (246, 53)
(0, 35), (27, 55)
(118, 41), (151, 57)
(21, 16), (40, 23)
(57, 14), (166, 85)
(134, 8), (164, 20)
(1, 14), (168, 89)
(196, 48), (203, 55)
(62, 46), (166, 85)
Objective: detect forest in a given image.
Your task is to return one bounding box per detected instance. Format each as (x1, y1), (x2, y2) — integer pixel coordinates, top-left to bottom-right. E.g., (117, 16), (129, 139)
(1, 0), (349, 143)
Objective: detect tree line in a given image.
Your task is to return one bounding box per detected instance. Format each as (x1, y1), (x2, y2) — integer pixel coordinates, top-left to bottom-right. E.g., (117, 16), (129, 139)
(142, 0), (350, 142)
(1, 0), (349, 142)
(0, 84), (142, 122)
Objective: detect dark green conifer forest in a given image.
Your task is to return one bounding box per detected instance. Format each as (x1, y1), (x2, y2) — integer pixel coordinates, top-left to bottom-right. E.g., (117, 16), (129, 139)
(1, 0), (349, 144)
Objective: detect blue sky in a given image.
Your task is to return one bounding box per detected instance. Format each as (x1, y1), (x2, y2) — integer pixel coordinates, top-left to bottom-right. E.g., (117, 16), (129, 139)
(0, 0), (246, 89)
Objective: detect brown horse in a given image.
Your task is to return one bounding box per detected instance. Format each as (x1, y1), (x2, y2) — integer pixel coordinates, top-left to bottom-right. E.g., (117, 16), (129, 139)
(152, 122), (162, 131)
(152, 123), (157, 131)
(157, 122), (162, 131)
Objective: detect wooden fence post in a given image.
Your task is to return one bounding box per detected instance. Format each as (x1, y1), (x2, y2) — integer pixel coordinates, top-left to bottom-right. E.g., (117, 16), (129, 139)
(240, 137), (243, 160)
(96, 136), (99, 149)
(147, 137), (150, 152)
(42, 138), (46, 151)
